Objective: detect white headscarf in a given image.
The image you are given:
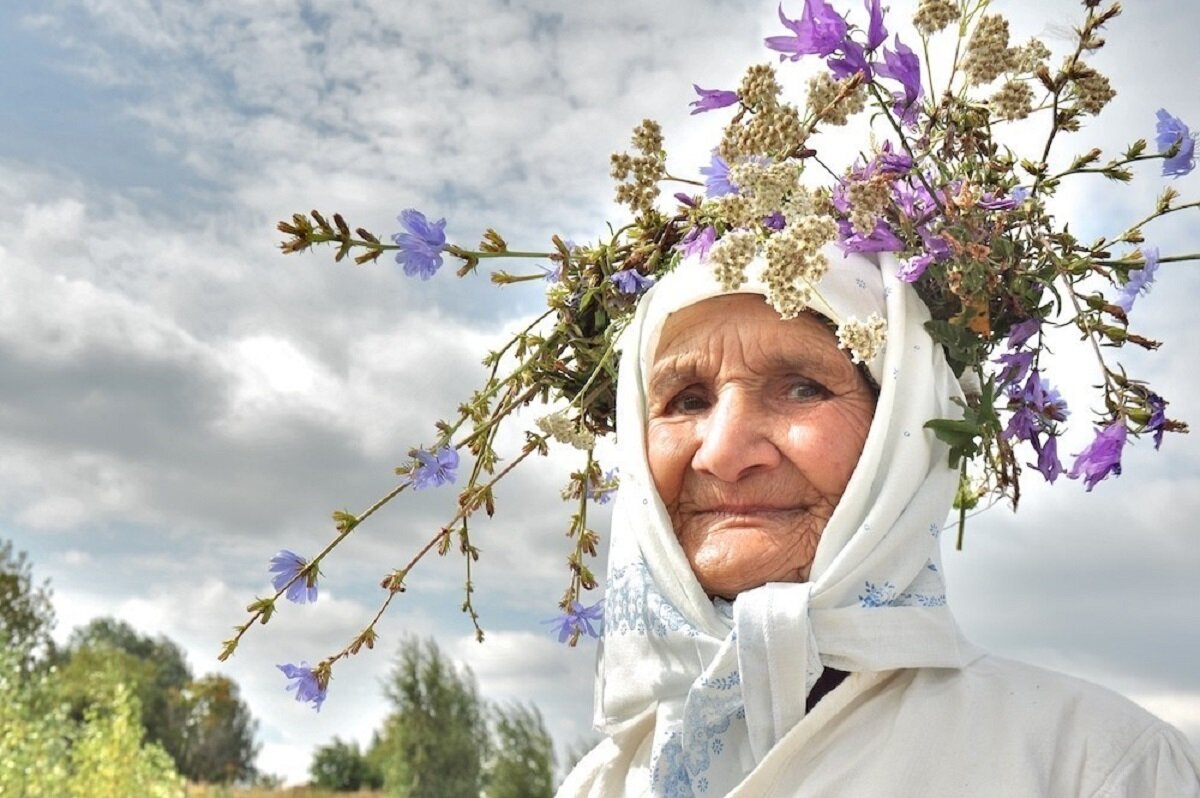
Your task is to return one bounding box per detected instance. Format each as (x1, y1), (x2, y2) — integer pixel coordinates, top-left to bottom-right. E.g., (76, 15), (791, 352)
(589, 248), (981, 796)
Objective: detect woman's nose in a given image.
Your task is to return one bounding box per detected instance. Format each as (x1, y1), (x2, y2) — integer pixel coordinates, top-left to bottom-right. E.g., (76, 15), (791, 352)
(690, 390), (781, 483)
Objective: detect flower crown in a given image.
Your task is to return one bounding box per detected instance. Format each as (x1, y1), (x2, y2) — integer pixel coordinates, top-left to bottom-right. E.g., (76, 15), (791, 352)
(227, 0), (1194, 710)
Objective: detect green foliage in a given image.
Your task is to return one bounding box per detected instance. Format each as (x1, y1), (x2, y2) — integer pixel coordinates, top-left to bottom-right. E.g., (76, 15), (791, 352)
(374, 637), (489, 798)
(171, 675), (260, 784)
(0, 539), (56, 668)
(58, 617), (259, 785)
(0, 648), (185, 798)
(310, 737), (382, 791)
(485, 703), (555, 798)
(67, 682), (186, 797)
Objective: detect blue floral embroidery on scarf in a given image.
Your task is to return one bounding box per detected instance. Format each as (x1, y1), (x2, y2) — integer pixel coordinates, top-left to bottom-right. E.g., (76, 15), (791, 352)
(606, 562), (699, 637)
(858, 580), (897, 607)
(889, 592), (947, 607)
(650, 731), (693, 797)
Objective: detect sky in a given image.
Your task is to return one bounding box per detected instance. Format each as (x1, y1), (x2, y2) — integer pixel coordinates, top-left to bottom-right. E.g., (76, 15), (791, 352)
(2, 0), (1198, 786)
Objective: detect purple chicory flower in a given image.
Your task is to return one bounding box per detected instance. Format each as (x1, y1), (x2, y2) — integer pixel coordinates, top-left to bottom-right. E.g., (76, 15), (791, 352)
(269, 550), (318, 604)
(700, 153), (737, 198)
(874, 36), (922, 110)
(678, 225), (717, 261)
(544, 599), (605, 643)
(690, 85), (740, 115)
(1115, 246), (1160, 313)
(765, 0), (849, 61)
(674, 192), (699, 208)
(762, 211), (787, 230)
(411, 445), (459, 490)
(278, 662), (327, 711)
(391, 209), (448, 280)
(611, 269), (656, 295)
(1068, 421), (1127, 491)
(864, 0), (887, 50)
(1156, 109), (1196, 178)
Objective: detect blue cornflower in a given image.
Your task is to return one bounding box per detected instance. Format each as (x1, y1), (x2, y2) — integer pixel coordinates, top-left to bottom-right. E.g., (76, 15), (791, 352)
(544, 600), (604, 643)
(1069, 421), (1126, 491)
(411, 446), (459, 490)
(269, 550), (318, 604)
(1006, 318), (1041, 350)
(689, 85), (739, 115)
(611, 269), (656, 295)
(278, 662), (327, 711)
(1115, 246), (1160, 313)
(699, 153), (737, 198)
(1156, 109), (1196, 178)
(391, 209), (448, 280)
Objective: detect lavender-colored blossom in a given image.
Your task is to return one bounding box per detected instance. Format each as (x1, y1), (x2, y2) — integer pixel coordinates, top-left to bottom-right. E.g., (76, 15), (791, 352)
(700, 153), (737, 198)
(766, 0), (849, 60)
(611, 269), (656, 295)
(690, 84), (740, 115)
(1031, 434), (1065, 483)
(874, 36), (922, 110)
(391, 209), (448, 280)
(827, 39), (870, 81)
(278, 662), (327, 711)
(678, 225), (717, 261)
(545, 600), (605, 643)
(762, 211), (787, 230)
(411, 446), (459, 490)
(1007, 318), (1041, 350)
(539, 263), (562, 283)
(897, 253), (933, 283)
(871, 141), (913, 175)
(1115, 246), (1160, 313)
(1156, 108), (1196, 178)
(674, 192), (699, 208)
(1146, 393), (1167, 450)
(269, 550), (318, 604)
(1068, 421), (1127, 491)
(864, 0), (887, 50)
(837, 219), (903, 253)
(978, 191), (1019, 211)
(995, 350), (1034, 387)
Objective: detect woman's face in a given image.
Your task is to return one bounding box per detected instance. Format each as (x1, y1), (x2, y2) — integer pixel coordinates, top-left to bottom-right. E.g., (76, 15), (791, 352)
(646, 294), (877, 598)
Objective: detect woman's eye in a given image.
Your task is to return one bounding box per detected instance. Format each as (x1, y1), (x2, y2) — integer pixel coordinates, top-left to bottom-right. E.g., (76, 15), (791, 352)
(785, 380), (826, 401)
(667, 391), (709, 414)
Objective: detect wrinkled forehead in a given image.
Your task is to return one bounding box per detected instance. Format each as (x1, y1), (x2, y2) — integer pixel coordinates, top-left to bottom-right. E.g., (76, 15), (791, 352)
(635, 251), (888, 392)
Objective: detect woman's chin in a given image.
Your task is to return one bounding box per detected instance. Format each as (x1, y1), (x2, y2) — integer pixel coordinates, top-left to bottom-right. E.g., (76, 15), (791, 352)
(683, 526), (817, 599)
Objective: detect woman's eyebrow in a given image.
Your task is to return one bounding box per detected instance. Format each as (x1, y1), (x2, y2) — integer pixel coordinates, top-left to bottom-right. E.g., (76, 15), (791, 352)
(648, 358), (702, 397)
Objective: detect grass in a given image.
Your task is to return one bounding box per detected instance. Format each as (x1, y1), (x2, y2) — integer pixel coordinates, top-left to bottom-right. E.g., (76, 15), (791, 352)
(187, 786), (385, 798)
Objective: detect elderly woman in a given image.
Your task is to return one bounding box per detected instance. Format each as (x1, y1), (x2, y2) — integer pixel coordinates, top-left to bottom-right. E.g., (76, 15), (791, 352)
(559, 251), (1200, 796)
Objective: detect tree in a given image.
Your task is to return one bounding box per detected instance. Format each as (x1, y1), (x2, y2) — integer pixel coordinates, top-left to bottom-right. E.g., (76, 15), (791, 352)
(171, 674), (259, 784)
(58, 617), (259, 784)
(373, 637), (489, 798)
(0, 539), (56, 668)
(310, 737), (382, 791)
(59, 618), (191, 764)
(485, 703), (555, 798)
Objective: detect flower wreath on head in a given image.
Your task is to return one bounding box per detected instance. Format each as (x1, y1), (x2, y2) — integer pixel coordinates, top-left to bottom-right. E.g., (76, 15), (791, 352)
(227, 0), (1195, 710)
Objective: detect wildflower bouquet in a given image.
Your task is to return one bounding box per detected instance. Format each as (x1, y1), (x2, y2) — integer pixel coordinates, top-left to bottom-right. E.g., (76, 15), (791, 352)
(222, 0), (1195, 709)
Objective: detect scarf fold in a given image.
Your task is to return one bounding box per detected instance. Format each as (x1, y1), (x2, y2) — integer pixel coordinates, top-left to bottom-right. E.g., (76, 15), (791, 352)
(593, 249), (982, 797)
